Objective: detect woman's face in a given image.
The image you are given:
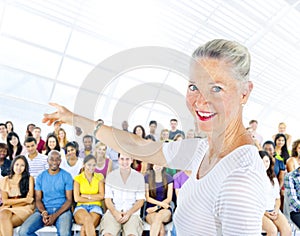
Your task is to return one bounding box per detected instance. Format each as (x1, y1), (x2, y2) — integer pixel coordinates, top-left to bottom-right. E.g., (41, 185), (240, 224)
(58, 130), (65, 139)
(96, 145), (106, 158)
(162, 131), (169, 140)
(66, 146), (76, 158)
(13, 158), (26, 175)
(276, 137), (285, 148)
(6, 122), (13, 132)
(10, 135), (19, 147)
(48, 137), (57, 149)
(135, 127), (143, 137)
(262, 155), (270, 170)
(84, 159), (96, 174)
(186, 58), (251, 134)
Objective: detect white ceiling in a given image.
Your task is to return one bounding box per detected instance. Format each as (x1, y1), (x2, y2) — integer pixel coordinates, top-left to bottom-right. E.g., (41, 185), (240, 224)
(0, 0), (299, 143)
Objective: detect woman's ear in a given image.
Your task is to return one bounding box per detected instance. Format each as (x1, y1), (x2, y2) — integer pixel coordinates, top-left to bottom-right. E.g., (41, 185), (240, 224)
(241, 81), (253, 105)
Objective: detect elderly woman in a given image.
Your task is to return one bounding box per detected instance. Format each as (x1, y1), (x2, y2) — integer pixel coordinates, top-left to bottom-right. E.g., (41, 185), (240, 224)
(42, 39), (267, 234)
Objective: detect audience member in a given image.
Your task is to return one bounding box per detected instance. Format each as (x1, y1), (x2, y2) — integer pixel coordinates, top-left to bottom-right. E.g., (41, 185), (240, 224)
(79, 135), (94, 160)
(0, 143), (11, 177)
(49, 120), (62, 137)
(0, 155), (34, 236)
(58, 128), (68, 150)
(260, 151), (291, 235)
(249, 120), (263, 146)
(73, 155), (105, 236)
(284, 166), (300, 229)
(5, 121), (14, 133)
(44, 134), (64, 158)
(60, 141), (83, 179)
(168, 119), (185, 140)
(186, 129), (195, 139)
(272, 122), (292, 148)
(0, 123), (8, 144)
(144, 164), (173, 236)
(121, 120), (129, 132)
(246, 127), (262, 150)
(286, 139), (300, 173)
(32, 127), (45, 154)
(94, 142), (112, 178)
(100, 153), (145, 236)
(7, 132), (25, 160)
(25, 123), (35, 139)
(160, 129), (171, 143)
(106, 147), (119, 171)
(146, 120), (159, 141)
(274, 134), (290, 165)
(132, 125), (147, 174)
(173, 170), (191, 197)
(24, 137), (48, 179)
(19, 150), (73, 236)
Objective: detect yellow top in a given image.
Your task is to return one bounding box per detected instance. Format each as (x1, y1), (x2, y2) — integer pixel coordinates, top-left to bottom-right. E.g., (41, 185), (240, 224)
(74, 172), (104, 206)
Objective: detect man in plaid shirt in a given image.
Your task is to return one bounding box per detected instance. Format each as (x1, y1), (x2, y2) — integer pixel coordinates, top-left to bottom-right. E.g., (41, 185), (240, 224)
(284, 168), (300, 227)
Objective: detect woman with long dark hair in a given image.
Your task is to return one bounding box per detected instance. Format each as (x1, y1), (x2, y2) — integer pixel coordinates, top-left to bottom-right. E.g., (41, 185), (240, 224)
(132, 125), (147, 174)
(144, 164), (173, 236)
(7, 132), (25, 160)
(44, 134), (61, 155)
(0, 155), (34, 235)
(259, 151), (291, 235)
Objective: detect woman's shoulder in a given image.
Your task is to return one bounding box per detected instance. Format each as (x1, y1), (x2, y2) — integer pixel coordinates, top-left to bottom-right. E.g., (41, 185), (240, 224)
(94, 172), (104, 181)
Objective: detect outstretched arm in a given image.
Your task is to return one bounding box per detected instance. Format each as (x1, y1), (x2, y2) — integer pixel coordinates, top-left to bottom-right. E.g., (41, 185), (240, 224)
(43, 103), (167, 166)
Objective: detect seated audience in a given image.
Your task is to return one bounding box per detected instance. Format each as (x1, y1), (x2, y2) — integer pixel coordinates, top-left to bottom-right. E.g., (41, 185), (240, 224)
(260, 151), (291, 235)
(7, 132), (26, 160)
(73, 155), (105, 236)
(100, 153), (145, 236)
(0, 155), (34, 236)
(79, 135), (94, 160)
(60, 141), (83, 179)
(19, 150), (73, 236)
(24, 137), (48, 179)
(145, 164), (173, 236)
(286, 139), (300, 173)
(0, 143), (11, 177)
(32, 127), (45, 154)
(94, 142), (112, 178)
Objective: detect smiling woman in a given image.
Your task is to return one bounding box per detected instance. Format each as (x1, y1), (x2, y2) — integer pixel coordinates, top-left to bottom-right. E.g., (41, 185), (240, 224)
(42, 39), (268, 235)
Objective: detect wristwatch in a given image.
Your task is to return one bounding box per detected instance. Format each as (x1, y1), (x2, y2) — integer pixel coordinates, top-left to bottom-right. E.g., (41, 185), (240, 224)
(156, 205), (161, 210)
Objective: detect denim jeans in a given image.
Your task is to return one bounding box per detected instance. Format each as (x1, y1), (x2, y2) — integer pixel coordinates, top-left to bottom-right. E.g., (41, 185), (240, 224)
(19, 208), (72, 236)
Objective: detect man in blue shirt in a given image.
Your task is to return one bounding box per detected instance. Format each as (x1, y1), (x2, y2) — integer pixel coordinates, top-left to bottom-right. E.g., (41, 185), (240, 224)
(19, 150), (73, 236)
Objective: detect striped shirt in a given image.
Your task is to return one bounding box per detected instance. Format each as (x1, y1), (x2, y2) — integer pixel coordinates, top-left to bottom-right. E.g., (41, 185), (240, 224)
(284, 168), (300, 212)
(25, 153), (48, 179)
(163, 139), (268, 235)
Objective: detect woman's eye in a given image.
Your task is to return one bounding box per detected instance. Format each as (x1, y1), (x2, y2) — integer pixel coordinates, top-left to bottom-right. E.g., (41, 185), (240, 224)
(211, 86), (222, 92)
(188, 84), (198, 91)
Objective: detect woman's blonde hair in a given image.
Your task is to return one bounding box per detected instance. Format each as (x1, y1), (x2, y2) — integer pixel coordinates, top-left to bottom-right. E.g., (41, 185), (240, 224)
(192, 39), (251, 82)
